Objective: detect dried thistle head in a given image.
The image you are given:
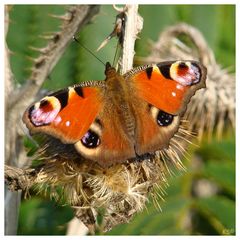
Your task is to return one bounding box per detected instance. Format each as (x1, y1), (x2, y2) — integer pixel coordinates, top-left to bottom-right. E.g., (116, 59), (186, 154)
(26, 118), (190, 232)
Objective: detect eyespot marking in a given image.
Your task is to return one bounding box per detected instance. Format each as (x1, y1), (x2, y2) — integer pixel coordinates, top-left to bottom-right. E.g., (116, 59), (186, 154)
(49, 89), (69, 109)
(28, 97), (61, 127)
(170, 61), (201, 86)
(81, 130), (100, 149)
(157, 110), (174, 126)
(149, 105), (174, 127)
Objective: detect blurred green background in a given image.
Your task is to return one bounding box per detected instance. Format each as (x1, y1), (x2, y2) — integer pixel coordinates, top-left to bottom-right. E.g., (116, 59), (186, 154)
(6, 5), (235, 235)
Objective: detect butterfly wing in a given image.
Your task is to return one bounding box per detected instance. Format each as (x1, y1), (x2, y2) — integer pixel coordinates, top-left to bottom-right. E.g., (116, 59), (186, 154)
(23, 84), (104, 144)
(23, 76), (136, 167)
(125, 60), (207, 155)
(127, 60), (206, 115)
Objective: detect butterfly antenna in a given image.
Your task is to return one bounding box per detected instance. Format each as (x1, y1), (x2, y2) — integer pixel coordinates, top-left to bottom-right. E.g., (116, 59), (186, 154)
(112, 41), (120, 67)
(73, 36), (105, 66)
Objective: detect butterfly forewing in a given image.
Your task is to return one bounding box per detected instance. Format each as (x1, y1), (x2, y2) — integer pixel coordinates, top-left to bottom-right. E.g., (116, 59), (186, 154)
(23, 85), (103, 143)
(127, 60), (207, 115)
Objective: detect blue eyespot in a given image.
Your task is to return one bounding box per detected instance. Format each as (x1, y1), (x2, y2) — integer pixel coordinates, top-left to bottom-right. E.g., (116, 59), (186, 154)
(157, 110), (174, 126)
(81, 130), (100, 148)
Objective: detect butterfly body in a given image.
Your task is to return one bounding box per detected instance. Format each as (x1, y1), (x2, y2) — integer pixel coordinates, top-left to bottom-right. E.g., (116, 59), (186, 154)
(23, 61), (207, 167)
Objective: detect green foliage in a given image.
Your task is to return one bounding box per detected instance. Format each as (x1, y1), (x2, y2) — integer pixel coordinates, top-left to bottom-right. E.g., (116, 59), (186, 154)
(17, 197), (74, 235)
(7, 4), (235, 235)
(137, 5), (235, 69)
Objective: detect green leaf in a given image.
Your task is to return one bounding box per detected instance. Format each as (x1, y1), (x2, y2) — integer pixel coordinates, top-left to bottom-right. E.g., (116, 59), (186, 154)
(18, 197), (74, 235)
(194, 196), (235, 234)
(196, 138), (235, 162)
(204, 160), (235, 194)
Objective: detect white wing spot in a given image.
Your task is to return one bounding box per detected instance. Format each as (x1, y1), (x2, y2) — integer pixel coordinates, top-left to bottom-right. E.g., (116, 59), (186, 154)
(176, 84), (183, 90)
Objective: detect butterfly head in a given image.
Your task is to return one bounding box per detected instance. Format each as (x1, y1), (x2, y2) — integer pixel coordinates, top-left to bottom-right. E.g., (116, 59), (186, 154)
(105, 62), (118, 79)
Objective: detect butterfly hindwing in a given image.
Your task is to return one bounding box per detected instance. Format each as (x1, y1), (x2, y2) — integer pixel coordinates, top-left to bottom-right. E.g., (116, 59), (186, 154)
(133, 102), (181, 156)
(125, 60), (207, 155)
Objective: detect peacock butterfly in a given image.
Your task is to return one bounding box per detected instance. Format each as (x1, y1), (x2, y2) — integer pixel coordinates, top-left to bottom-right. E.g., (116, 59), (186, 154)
(23, 60), (207, 167)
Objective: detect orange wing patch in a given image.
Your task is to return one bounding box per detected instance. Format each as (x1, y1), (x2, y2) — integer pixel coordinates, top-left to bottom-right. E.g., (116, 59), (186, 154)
(133, 66), (189, 114)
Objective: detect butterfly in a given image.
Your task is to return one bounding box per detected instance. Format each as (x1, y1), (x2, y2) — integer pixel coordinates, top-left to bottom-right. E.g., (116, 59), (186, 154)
(23, 60), (207, 167)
